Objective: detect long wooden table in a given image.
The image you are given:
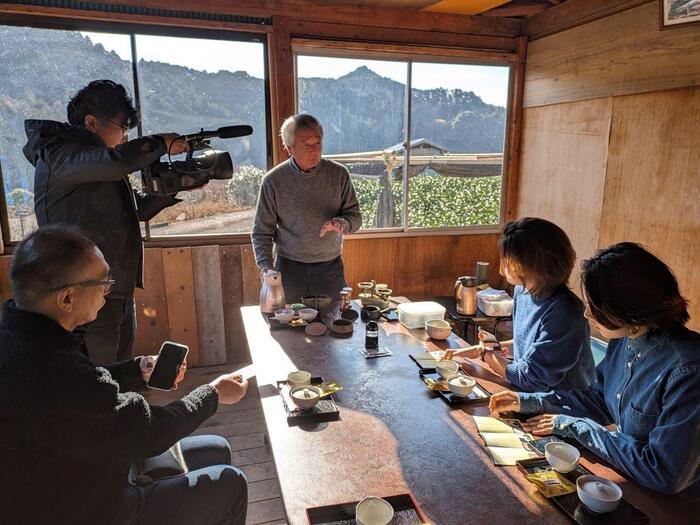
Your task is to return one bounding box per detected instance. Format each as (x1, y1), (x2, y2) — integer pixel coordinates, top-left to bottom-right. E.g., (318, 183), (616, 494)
(241, 303), (696, 525)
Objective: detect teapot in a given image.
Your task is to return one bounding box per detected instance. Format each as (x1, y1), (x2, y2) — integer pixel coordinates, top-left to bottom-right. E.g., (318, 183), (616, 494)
(260, 270), (286, 314)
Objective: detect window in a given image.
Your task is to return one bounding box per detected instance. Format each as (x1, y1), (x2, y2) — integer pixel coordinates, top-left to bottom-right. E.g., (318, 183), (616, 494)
(0, 24), (269, 242)
(297, 56), (407, 230)
(134, 34), (268, 236)
(0, 26), (134, 241)
(296, 53), (510, 232)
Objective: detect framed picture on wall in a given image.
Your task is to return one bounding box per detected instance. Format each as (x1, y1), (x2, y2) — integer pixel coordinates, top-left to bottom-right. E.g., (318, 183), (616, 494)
(660, 0), (700, 29)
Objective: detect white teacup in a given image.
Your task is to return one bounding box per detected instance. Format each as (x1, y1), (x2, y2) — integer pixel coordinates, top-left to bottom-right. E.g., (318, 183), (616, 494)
(355, 496), (394, 525)
(287, 370), (311, 388)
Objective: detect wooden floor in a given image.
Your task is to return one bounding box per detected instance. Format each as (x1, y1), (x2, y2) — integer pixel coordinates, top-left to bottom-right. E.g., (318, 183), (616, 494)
(144, 363), (287, 525)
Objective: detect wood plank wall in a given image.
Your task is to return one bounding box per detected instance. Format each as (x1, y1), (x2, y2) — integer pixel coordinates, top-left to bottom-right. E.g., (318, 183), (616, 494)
(0, 235), (504, 366)
(518, 3), (700, 330)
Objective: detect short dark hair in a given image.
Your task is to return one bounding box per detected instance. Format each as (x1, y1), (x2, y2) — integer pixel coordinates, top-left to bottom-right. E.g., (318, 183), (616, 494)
(581, 242), (689, 331)
(499, 217), (576, 298)
(10, 225), (100, 307)
(67, 79), (138, 128)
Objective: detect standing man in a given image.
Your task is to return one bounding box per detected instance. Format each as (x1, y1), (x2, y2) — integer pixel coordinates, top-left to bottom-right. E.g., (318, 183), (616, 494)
(252, 114), (362, 302)
(24, 79), (186, 364)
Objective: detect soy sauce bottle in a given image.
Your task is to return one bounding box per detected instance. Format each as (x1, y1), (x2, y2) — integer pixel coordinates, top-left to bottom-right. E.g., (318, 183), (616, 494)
(365, 320), (379, 350)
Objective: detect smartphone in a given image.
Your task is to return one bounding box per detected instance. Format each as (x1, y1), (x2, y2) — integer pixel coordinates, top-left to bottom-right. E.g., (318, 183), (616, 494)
(147, 341), (189, 391)
(478, 327), (501, 350)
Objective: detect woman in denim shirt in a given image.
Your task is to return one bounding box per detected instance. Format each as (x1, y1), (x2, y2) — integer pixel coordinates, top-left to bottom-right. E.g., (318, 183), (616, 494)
(490, 243), (700, 497)
(457, 218), (595, 392)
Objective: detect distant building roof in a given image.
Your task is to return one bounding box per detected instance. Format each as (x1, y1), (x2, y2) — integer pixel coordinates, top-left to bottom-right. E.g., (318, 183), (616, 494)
(384, 138), (450, 154)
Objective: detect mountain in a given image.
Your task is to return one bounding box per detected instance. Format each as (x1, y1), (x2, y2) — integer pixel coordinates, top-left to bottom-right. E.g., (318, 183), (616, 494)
(0, 26), (506, 194)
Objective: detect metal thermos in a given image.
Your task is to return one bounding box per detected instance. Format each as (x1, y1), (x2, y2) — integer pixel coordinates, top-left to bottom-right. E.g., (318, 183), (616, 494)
(260, 270), (285, 313)
(454, 276), (478, 315)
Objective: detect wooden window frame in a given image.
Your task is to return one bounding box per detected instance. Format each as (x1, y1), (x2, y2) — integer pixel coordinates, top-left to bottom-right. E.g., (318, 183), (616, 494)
(292, 38), (521, 237)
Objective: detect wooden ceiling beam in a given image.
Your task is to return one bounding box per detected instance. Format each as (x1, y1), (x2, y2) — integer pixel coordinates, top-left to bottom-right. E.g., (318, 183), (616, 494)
(482, 1), (550, 18)
(288, 20), (517, 52)
(522, 0), (653, 39)
(86, 0), (521, 37)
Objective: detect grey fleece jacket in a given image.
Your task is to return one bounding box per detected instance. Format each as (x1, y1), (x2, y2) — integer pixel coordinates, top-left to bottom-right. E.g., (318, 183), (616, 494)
(251, 158), (362, 269)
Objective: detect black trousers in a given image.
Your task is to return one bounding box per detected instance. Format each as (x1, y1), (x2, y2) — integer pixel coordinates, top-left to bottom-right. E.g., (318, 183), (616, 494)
(275, 255), (347, 304)
(81, 296), (136, 365)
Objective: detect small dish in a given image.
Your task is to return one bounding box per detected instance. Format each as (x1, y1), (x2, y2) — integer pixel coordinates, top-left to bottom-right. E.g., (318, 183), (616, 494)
(330, 318), (353, 334)
(287, 370), (311, 388)
(274, 308), (295, 323)
(576, 475), (622, 513)
(289, 385), (322, 410)
(341, 309), (360, 322)
(436, 360), (460, 379)
(361, 305), (381, 320)
(298, 308), (318, 322)
(301, 295), (332, 310)
(448, 375), (476, 397)
(305, 322), (327, 337)
(545, 441), (580, 473)
(425, 319), (452, 340)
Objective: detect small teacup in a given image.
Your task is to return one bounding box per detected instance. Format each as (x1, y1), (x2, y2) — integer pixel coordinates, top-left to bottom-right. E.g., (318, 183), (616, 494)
(355, 496), (394, 525)
(436, 360), (460, 379)
(287, 370), (311, 388)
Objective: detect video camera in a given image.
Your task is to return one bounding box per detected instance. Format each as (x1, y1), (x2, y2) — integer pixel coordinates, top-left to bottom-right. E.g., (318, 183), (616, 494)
(142, 125), (253, 197)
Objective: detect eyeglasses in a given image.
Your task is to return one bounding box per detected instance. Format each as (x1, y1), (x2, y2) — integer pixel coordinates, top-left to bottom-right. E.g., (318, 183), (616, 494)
(49, 276), (115, 295)
(98, 116), (132, 137)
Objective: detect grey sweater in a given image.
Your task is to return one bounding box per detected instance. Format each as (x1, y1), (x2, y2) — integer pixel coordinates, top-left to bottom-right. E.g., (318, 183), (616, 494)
(252, 158), (362, 269)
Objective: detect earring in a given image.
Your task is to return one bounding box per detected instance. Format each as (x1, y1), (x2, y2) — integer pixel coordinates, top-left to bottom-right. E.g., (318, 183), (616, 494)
(629, 325), (639, 336)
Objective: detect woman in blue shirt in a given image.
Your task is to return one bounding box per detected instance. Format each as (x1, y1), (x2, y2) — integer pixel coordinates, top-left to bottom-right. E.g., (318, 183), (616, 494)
(457, 217), (595, 392)
(490, 242), (700, 497)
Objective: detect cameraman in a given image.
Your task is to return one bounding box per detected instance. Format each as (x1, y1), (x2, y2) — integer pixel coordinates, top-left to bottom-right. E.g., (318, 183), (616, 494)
(23, 79), (187, 364)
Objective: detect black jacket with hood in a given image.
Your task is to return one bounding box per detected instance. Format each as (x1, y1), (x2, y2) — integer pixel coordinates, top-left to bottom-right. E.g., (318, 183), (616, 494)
(23, 120), (179, 297)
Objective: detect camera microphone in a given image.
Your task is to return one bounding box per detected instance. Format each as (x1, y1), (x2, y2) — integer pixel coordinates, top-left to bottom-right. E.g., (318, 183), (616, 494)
(182, 125), (253, 142)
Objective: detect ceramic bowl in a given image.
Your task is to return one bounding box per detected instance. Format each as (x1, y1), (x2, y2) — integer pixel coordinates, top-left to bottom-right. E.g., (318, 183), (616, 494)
(274, 308), (295, 323)
(330, 319), (354, 334)
(298, 308), (318, 322)
(287, 370), (311, 388)
(341, 309), (360, 322)
(289, 385), (322, 410)
(448, 375), (476, 397)
(576, 475), (622, 513)
(436, 360), (460, 379)
(361, 305), (381, 320)
(545, 441), (581, 473)
(305, 322), (327, 337)
(425, 319), (452, 340)
(301, 295), (332, 310)
(355, 496), (394, 525)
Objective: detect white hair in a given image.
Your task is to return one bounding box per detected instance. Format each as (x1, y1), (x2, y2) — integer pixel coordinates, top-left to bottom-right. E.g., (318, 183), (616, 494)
(280, 114), (323, 147)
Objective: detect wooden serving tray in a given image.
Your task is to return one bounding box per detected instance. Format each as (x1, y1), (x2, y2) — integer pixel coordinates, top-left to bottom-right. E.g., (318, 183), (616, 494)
(306, 493), (428, 524)
(516, 457), (649, 525)
(276, 377), (340, 426)
(419, 370), (491, 405)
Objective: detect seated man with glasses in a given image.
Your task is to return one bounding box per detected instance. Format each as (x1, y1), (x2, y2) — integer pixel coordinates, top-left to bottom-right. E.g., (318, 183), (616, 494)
(0, 225), (250, 525)
(23, 79), (188, 364)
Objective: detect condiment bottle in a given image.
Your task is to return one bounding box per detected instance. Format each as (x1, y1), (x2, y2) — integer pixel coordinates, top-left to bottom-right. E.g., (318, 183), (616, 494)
(365, 320), (379, 350)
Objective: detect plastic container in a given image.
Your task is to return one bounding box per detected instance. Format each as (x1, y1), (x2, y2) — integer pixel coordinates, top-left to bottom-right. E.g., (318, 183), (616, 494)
(397, 301), (446, 329)
(476, 288), (513, 317)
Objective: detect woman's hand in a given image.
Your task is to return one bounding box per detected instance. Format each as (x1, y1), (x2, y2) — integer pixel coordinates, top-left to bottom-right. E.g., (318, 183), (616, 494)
(452, 345), (481, 359)
(482, 348), (510, 377)
(489, 390), (521, 415)
(522, 414), (557, 436)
